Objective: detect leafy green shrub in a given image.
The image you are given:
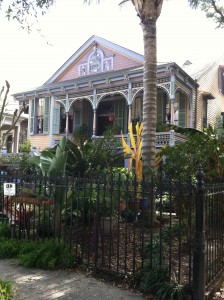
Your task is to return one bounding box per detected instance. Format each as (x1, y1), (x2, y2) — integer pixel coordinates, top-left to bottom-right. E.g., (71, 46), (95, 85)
(0, 239), (22, 258)
(139, 234), (185, 299)
(156, 282), (185, 300)
(0, 238), (81, 270)
(19, 139), (31, 152)
(140, 264), (169, 294)
(0, 223), (11, 238)
(0, 279), (12, 300)
(18, 240), (79, 269)
(140, 263), (185, 299)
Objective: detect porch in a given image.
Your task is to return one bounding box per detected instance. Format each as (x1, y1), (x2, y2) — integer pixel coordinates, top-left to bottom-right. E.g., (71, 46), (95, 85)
(71, 130), (186, 149)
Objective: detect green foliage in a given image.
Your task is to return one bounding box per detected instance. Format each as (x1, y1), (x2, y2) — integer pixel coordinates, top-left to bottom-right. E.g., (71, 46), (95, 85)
(139, 234), (185, 299)
(18, 240), (79, 269)
(0, 223), (11, 239)
(73, 124), (91, 144)
(0, 279), (12, 300)
(156, 282), (185, 300)
(29, 137), (68, 236)
(3, 153), (39, 177)
(111, 167), (134, 200)
(66, 137), (123, 177)
(0, 238), (22, 258)
(140, 264), (169, 294)
(4, 0), (55, 32)
(19, 139), (31, 152)
(158, 125), (224, 180)
(103, 123), (121, 136)
(188, 0), (224, 28)
(29, 136), (68, 177)
(0, 238), (81, 270)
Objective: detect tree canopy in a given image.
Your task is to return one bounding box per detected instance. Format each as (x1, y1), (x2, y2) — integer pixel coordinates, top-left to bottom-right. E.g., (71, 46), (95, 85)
(0, 0), (55, 30)
(1, 1), (224, 30)
(188, 0), (224, 28)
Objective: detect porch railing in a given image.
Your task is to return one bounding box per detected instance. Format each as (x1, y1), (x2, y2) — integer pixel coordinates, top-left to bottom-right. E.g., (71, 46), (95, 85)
(93, 131), (186, 148)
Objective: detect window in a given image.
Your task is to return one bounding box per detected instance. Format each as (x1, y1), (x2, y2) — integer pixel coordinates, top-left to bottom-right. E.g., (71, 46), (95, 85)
(37, 98), (44, 133)
(30, 97), (50, 135)
(103, 59), (112, 71)
(79, 65), (87, 76)
(89, 52), (101, 73)
(78, 46), (114, 77)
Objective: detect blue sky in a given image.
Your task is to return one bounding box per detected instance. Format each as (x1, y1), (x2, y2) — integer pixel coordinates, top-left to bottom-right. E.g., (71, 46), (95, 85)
(0, 0), (224, 98)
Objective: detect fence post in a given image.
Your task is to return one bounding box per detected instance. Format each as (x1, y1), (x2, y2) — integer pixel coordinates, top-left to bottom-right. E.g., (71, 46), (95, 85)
(193, 165), (205, 300)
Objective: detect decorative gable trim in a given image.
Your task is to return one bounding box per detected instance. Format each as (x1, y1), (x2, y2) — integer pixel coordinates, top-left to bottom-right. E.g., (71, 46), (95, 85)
(78, 43), (114, 76)
(44, 35), (143, 85)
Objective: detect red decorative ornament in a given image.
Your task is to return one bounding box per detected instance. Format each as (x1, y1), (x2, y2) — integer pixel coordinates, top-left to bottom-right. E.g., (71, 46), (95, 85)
(109, 115), (114, 122)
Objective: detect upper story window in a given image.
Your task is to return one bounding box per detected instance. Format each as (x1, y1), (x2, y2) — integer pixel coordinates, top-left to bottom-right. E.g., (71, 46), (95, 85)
(103, 60), (112, 71)
(79, 44), (113, 76)
(89, 51), (101, 73)
(80, 65), (87, 76)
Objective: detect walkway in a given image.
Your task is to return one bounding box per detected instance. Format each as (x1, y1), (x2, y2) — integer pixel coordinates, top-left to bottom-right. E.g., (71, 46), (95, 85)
(0, 259), (150, 300)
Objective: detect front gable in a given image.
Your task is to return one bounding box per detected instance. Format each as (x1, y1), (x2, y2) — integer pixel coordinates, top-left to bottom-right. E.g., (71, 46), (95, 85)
(45, 35), (144, 84)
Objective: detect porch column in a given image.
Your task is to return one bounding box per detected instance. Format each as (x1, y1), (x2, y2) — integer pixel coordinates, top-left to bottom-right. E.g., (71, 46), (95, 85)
(49, 94), (55, 147)
(65, 94), (69, 138)
(93, 109), (97, 136)
(65, 112), (69, 138)
(128, 104), (132, 124)
(128, 82), (132, 125)
(170, 101), (175, 125)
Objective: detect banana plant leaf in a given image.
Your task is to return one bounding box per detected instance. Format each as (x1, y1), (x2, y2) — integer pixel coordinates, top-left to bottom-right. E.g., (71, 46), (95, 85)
(28, 137), (68, 177)
(167, 124), (205, 136)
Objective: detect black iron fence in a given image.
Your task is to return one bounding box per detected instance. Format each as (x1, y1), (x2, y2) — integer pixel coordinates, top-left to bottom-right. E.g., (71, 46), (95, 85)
(0, 170), (224, 298)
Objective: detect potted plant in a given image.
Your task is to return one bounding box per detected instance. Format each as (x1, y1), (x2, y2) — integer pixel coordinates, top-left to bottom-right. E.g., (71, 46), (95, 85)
(104, 123), (121, 136)
(19, 139), (31, 153)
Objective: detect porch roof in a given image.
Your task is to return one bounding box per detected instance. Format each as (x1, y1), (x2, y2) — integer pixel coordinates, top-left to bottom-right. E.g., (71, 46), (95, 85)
(12, 66), (143, 101)
(12, 62), (199, 101)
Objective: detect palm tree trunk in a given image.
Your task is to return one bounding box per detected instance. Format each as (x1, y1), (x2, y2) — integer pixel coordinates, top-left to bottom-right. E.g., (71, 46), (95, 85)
(141, 19), (157, 175)
(140, 18), (158, 226)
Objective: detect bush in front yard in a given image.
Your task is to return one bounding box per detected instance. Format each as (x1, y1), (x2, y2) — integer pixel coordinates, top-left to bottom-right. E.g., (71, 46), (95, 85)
(0, 237), (81, 270)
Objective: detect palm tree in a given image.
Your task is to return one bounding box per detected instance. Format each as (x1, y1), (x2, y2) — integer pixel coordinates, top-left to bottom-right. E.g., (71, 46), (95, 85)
(85, 0), (163, 176)
(130, 1), (163, 175)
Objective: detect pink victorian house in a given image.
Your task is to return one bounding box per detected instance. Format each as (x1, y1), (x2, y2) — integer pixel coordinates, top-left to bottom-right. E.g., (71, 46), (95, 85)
(13, 35), (199, 150)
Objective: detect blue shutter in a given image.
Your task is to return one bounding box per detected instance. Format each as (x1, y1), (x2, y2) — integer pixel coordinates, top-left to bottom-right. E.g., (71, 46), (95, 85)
(43, 97), (50, 134)
(178, 93), (186, 127)
(53, 102), (60, 134)
(114, 99), (127, 132)
(30, 99), (35, 135)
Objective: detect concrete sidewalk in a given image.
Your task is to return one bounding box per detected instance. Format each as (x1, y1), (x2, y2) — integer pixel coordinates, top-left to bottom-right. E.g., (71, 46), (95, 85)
(0, 259), (148, 300)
